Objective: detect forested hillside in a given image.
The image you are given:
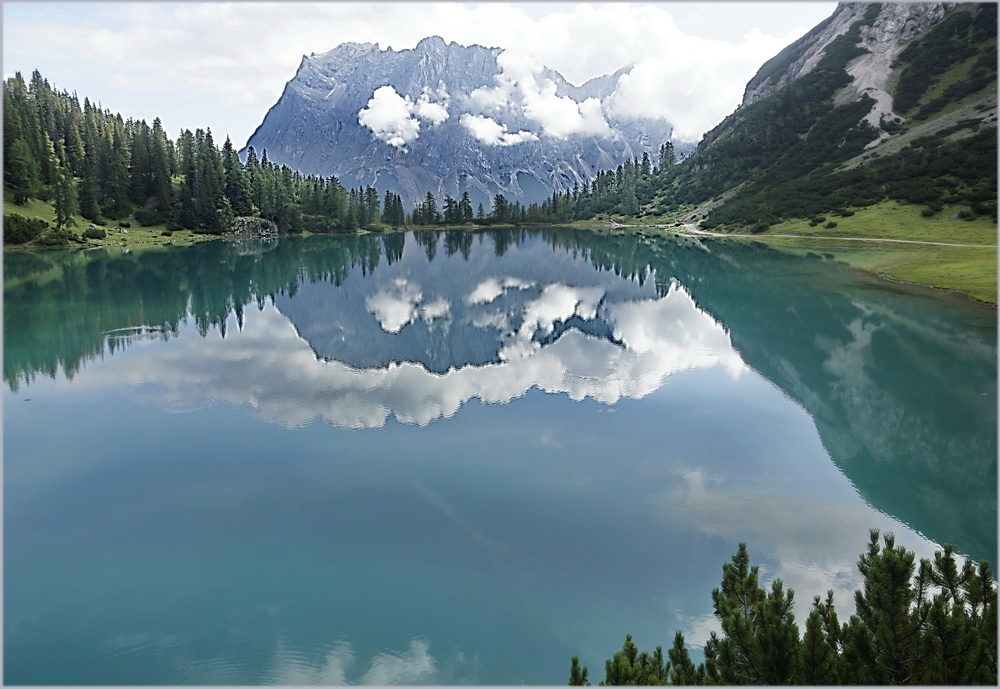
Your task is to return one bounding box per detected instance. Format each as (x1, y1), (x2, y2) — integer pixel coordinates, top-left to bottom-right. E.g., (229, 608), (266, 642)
(3, 70), (411, 244)
(655, 2), (997, 231)
(2, 67), (673, 244)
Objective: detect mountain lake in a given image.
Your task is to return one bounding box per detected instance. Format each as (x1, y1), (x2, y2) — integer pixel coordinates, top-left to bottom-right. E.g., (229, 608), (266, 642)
(4, 228), (996, 685)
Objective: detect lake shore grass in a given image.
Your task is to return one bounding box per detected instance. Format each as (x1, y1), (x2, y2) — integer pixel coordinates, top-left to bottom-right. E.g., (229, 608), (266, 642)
(761, 200), (997, 246)
(754, 201), (996, 305)
(608, 201), (997, 305)
(5, 194), (995, 304)
(747, 237), (997, 305)
(3, 190), (216, 248)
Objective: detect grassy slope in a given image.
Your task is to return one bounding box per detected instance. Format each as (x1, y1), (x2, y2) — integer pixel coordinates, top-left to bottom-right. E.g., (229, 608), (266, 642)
(4, 190), (216, 248)
(605, 198), (997, 304)
(758, 201), (997, 304)
(764, 200), (996, 244)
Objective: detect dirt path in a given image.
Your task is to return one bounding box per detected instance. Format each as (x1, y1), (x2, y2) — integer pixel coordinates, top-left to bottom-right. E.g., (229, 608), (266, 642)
(677, 224), (996, 248)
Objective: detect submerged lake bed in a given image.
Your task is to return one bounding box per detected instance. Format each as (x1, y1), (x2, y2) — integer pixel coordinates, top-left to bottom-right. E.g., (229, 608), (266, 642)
(4, 228), (996, 685)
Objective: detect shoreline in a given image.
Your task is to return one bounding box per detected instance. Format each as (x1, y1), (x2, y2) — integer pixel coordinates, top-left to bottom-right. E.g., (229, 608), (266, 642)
(6, 219), (995, 306)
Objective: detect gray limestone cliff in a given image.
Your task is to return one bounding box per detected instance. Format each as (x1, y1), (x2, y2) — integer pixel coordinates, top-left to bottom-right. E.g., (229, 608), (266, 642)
(743, 2), (952, 126)
(242, 36), (675, 208)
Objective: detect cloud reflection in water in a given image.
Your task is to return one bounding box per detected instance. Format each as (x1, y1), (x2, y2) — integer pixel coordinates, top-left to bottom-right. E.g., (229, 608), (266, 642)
(81, 280), (745, 430)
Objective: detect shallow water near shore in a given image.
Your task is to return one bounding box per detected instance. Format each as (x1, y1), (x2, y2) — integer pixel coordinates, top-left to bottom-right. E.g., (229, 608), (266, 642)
(5, 228), (996, 685)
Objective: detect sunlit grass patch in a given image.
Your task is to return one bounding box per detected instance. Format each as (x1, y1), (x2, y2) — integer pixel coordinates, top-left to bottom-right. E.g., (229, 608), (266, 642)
(763, 237), (996, 304)
(765, 200), (997, 245)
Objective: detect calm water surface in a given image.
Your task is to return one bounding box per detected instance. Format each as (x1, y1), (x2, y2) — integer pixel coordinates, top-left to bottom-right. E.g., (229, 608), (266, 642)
(4, 229), (996, 685)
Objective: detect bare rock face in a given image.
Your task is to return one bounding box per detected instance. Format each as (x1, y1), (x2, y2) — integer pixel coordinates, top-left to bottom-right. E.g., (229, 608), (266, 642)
(741, 2), (952, 108)
(863, 2), (951, 43)
(242, 36), (675, 208)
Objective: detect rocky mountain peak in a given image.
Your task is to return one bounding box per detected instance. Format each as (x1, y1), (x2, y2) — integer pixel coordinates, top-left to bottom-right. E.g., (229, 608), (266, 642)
(242, 38), (675, 208)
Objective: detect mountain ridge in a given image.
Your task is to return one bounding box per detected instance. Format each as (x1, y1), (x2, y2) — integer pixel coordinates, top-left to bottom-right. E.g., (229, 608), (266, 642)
(241, 36), (676, 208)
(651, 1), (996, 233)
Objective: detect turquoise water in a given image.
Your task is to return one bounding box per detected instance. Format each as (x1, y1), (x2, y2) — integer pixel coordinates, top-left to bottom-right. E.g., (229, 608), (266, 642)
(4, 229), (996, 684)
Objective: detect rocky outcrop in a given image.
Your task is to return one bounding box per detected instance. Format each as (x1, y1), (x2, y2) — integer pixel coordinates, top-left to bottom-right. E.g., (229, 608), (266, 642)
(242, 37), (674, 208)
(229, 216), (278, 236)
(742, 2), (952, 108)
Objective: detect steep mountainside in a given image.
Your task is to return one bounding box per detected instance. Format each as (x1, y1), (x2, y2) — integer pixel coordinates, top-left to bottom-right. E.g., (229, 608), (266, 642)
(649, 2), (997, 230)
(242, 36), (674, 208)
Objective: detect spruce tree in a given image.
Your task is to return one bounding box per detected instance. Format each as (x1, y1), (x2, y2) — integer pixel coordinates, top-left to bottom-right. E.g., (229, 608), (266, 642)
(6, 138), (40, 204)
(52, 146), (78, 230)
(666, 631), (703, 685)
(573, 533), (996, 685)
(568, 656), (590, 686)
(423, 191), (438, 224)
(459, 191), (473, 222)
(842, 530), (928, 684)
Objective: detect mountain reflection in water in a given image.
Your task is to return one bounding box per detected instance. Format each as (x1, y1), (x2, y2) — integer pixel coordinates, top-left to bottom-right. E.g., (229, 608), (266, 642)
(4, 229), (995, 563)
(3, 228), (996, 685)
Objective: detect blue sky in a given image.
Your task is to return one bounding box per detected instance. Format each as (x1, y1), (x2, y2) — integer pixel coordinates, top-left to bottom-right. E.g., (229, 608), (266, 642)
(3, 2), (837, 146)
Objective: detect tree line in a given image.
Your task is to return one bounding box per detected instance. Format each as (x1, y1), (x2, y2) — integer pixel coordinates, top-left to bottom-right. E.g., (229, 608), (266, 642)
(3, 69), (682, 245)
(3, 70), (417, 240)
(570, 530), (997, 685)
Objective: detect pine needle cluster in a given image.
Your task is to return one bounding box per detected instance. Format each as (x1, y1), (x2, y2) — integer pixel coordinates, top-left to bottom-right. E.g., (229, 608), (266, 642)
(570, 530), (997, 685)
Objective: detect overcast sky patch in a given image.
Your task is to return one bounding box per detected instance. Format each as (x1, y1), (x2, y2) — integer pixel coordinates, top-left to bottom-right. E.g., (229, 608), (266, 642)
(2, 2), (837, 146)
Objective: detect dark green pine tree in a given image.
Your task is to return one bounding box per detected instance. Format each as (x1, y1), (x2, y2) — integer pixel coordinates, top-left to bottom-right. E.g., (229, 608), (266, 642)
(222, 135), (254, 216)
(76, 109), (103, 221)
(666, 631), (704, 685)
(128, 120), (153, 207)
(193, 128), (227, 232)
(3, 73), (28, 165)
(640, 151), (651, 177)
(356, 187), (369, 227)
(393, 193), (405, 227)
(175, 129), (198, 229)
(706, 543), (800, 684)
(572, 534), (996, 686)
(841, 530), (930, 684)
(364, 185), (380, 225)
(796, 592), (845, 683)
(102, 119), (132, 219)
(382, 189), (396, 226)
(274, 166), (302, 233)
(61, 111), (86, 178)
(148, 118), (174, 215)
(658, 141), (676, 170)
(491, 193), (509, 223)
(459, 191), (474, 222)
(257, 148), (279, 222)
(6, 137), (41, 204)
(602, 634), (668, 686)
(423, 191), (438, 224)
(52, 145), (78, 230)
(442, 195), (459, 224)
(3, 74), (42, 203)
(568, 656), (590, 686)
(244, 145), (263, 213)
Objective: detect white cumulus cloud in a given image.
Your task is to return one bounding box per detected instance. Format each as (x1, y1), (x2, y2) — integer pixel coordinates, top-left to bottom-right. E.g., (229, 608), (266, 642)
(358, 85), (421, 148)
(361, 638), (438, 685)
(460, 113), (538, 147)
(365, 278), (450, 333)
(358, 84), (450, 148)
(414, 84), (450, 126)
(466, 50), (614, 140)
(465, 276), (535, 305)
(1, 2), (837, 146)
